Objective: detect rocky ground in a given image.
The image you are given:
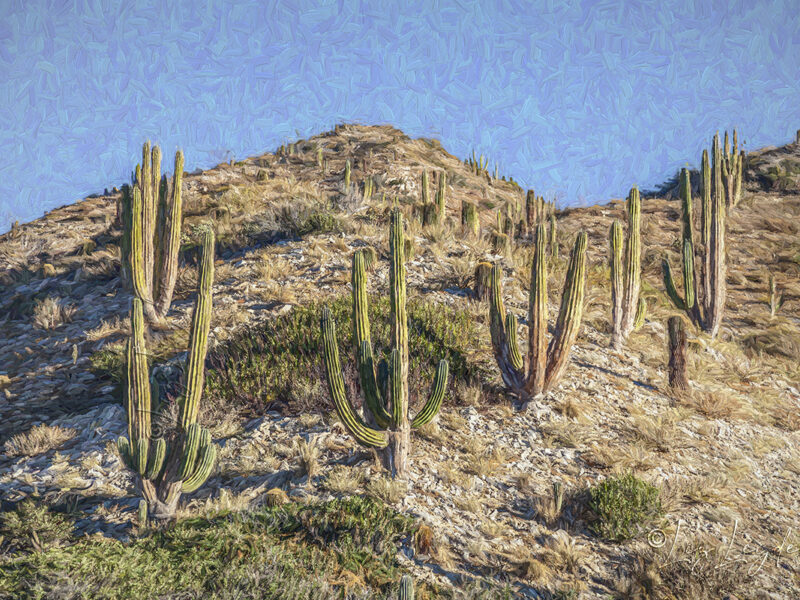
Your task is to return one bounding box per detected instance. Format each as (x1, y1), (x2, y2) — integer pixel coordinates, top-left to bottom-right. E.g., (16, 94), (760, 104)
(1, 124), (799, 598)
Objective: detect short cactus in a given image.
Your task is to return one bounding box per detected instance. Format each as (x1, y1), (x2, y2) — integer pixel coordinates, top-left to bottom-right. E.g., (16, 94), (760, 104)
(473, 261), (493, 301)
(321, 209), (448, 478)
(609, 186), (646, 349)
(662, 134), (727, 338)
(489, 225), (588, 398)
(461, 201), (479, 237)
(398, 575), (415, 600)
(120, 142), (185, 323)
(435, 171), (446, 221)
(116, 229), (217, 520)
(344, 159), (351, 190)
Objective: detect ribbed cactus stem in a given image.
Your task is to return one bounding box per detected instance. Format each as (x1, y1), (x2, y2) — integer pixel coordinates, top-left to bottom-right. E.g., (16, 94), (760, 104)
(461, 201), (479, 236)
(399, 575), (415, 600)
(544, 231), (587, 389)
(421, 170), (430, 207)
(436, 172), (446, 221)
(526, 224), (548, 395)
(609, 220), (624, 349)
(126, 298), (151, 451)
(549, 214), (558, 260)
(154, 150), (184, 318)
(179, 229), (214, 429)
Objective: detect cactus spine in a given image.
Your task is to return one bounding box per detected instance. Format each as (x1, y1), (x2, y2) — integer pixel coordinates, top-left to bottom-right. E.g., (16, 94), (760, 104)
(321, 209), (448, 478)
(662, 135), (727, 338)
(121, 142), (184, 323)
(117, 229), (217, 520)
(609, 186), (645, 349)
(489, 225), (588, 398)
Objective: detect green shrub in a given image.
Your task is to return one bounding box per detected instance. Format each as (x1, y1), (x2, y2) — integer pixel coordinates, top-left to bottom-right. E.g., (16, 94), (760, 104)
(588, 473), (662, 542)
(205, 295), (490, 415)
(0, 499), (74, 554)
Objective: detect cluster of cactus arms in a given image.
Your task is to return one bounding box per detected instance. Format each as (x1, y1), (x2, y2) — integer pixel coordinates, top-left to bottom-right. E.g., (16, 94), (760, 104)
(320, 209), (449, 478)
(525, 190), (556, 232)
(662, 135), (727, 338)
(117, 229), (217, 520)
(722, 129), (744, 208)
(461, 200), (479, 236)
(120, 142), (185, 323)
(489, 224), (588, 398)
(363, 176), (375, 201)
(467, 150), (488, 176)
(609, 187), (646, 349)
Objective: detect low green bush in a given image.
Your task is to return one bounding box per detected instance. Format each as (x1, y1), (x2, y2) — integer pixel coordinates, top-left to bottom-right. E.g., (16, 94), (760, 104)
(588, 473), (662, 542)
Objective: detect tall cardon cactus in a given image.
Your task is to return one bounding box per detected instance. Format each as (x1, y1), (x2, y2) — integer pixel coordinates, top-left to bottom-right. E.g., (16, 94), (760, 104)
(121, 141), (185, 323)
(489, 224), (588, 399)
(662, 134), (727, 338)
(321, 209), (449, 478)
(609, 186), (646, 349)
(117, 229), (217, 520)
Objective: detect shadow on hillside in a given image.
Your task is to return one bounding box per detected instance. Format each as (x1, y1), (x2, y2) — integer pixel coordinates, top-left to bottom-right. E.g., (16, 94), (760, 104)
(575, 359), (657, 392)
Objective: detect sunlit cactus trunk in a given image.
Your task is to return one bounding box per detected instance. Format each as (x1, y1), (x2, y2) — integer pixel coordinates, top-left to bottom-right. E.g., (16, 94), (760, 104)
(320, 209), (448, 479)
(489, 224), (588, 400)
(609, 187), (645, 349)
(121, 142), (185, 323)
(662, 133), (727, 338)
(461, 200), (479, 237)
(116, 230), (217, 521)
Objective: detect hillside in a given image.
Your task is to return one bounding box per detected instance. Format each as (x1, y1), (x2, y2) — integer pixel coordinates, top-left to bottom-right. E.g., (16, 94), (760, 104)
(0, 124), (799, 599)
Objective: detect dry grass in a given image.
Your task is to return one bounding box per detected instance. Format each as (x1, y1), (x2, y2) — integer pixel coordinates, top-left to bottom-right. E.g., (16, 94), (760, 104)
(3, 424), (77, 457)
(32, 296), (78, 330)
(543, 529), (588, 573)
(365, 476), (407, 504)
(293, 437), (321, 479)
(323, 465), (364, 494)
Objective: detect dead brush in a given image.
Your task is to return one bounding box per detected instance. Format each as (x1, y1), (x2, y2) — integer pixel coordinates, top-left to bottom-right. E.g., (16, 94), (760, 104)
(543, 529), (588, 574)
(533, 481), (567, 526)
(293, 437), (321, 479)
(3, 424), (77, 457)
(32, 296), (77, 330)
(678, 389), (749, 421)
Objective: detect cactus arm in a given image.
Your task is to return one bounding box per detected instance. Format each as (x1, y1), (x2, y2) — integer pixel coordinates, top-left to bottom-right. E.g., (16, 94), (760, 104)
(681, 238), (697, 311)
(126, 298), (151, 444)
(661, 257), (686, 311)
(633, 297), (647, 331)
(543, 232), (587, 392)
(135, 438), (149, 475)
(117, 437), (135, 470)
(621, 187), (642, 337)
(179, 229), (214, 430)
(359, 342), (392, 429)
(352, 250), (371, 348)
(177, 423), (202, 479)
(524, 224), (548, 395)
(321, 308), (387, 448)
(505, 312), (524, 371)
(488, 263), (525, 391)
(411, 360), (448, 428)
(707, 135), (727, 338)
(155, 150), (184, 318)
(141, 142), (155, 297)
(609, 220), (623, 348)
(145, 438), (167, 480)
(399, 574), (415, 600)
(181, 438), (216, 493)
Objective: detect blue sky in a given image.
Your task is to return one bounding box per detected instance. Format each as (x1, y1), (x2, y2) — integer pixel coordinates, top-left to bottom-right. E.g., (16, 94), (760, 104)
(1, 0), (799, 232)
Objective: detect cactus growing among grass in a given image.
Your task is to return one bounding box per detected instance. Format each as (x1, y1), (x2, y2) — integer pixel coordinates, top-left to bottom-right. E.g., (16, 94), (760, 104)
(398, 575), (415, 600)
(609, 186), (646, 349)
(489, 224), (588, 399)
(461, 201), (479, 237)
(344, 159), (351, 190)
(121, 142), (184, 323)
(435, 172), (446, 221)
(662, 139), (727, 338)
(321, 209), (449, 478)
(117, 229), (217, 520)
